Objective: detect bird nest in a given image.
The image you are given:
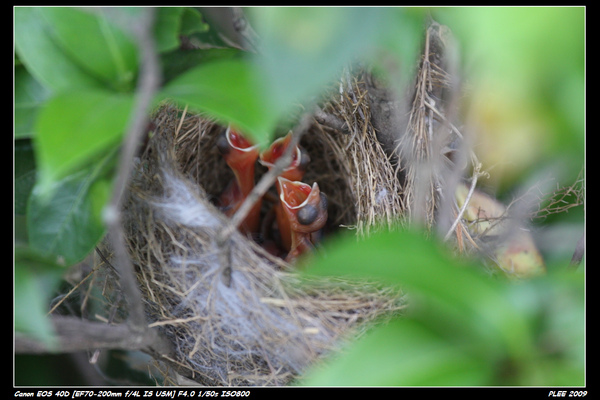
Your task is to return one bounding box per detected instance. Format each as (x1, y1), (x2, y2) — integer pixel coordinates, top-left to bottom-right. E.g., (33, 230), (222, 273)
(120, 77), (409, 385)
(105, 21), (474, 386)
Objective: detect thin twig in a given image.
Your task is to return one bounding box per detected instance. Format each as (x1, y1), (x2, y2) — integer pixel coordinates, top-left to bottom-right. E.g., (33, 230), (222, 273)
(47, 264), (98, 316)
(104, 8), (160, 330)
(216, 109), (316, 286)
(444, 164), (481, 242)
(424, 98), (481, 168)
(174, 104), (188, 139)
(534, 170), (584, 219)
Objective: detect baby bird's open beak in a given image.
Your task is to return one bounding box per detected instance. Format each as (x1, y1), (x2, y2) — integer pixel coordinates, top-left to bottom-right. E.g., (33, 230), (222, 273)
(216, 125), (261, 234)
(259, 132), (310, 251)
(259, 132), (309, 182)
(277, 177), (327, 262)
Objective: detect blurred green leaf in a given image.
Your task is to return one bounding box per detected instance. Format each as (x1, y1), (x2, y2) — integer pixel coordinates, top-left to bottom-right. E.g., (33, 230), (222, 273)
(437, 7), (583, 90)
(160, 58), (275, 146)
(160, 7), (425, 145)
(373, 7), (427, 91)
(250, 7), (388, 117)
(15, 65), (51, 139)
(34, 89), (133, 190)
(154, 7), (187, 53)
(300, 318), (492, 386)
(160, 47), (242, 84)
(15, 7), (102, 91)
(301, 229), (584, 386)
(27, 151), (116, 266)
(154, 7), (208, 53)
(15, 246), (63, 347)
(301, 229), (535, 361)
(505, 270), (585, 386)
(305, 231), (548, 382)
(180, 7), (209, 36)
(38, 7), (139, 92)
(433, 7), (584, 187)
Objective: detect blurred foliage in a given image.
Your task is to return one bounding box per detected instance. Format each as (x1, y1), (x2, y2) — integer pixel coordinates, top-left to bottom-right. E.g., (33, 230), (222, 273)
(435, 7), (584, 191)
(14, 6), (584, 386)
(298, 230), (584, 386)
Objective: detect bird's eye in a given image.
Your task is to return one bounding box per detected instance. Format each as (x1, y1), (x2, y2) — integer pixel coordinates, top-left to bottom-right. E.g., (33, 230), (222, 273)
(216, 131), (230, 155)
(297, 204), (318, 225)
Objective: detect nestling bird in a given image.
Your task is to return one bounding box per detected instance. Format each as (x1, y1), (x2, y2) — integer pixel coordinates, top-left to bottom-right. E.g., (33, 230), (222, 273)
(216, 125), (261, 235)
(259, 132), (311, 252)
(258, 132), (310, 182)
(277, 177), (328, 262)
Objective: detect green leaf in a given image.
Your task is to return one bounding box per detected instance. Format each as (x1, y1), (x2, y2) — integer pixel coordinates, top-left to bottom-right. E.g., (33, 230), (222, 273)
(38, 7), (139, 92)
(160, 47), (242, 84)
(437, 7), (583, 89)
(160, 58), (275, 146)
(433, 7), (584, 187)
(249, 7), (388, 116)
(180, 7), (209, 36)
(506, 270), (585, 386)
(154, 7), (185, 52)
(154, 7), (208, 53)
(375, 8), (426, 91)
(27, 151), (116, 266)
(15, 7), (102, 91)
(301, 231), (585, 385)
(15, 246), (63, 347)
(15, 65), (51, 139)
(299, 319), (492, 386)
(301, 230), (535, 360)
(34, 89), (134, 189)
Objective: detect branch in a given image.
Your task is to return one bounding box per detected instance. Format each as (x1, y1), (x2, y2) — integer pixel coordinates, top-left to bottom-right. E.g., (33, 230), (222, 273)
(314, 105), (348, 133)
(103, 8), (161, 330)
(230, 7), (259, 52)
(14, 316), (171, 355)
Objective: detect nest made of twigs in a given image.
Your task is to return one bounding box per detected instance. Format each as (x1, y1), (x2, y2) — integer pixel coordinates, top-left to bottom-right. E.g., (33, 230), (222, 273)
(120, 85), (410, 385)
(114, 20), (473, 386)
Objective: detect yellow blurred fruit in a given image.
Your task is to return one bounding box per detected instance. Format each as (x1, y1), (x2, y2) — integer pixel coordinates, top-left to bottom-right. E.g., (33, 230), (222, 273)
(455, 182), (545, 278)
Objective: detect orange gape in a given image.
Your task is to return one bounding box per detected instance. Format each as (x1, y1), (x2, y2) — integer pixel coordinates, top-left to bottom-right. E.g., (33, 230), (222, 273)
(277, 177), (328, 262)
(259, 132), (310, 251)
(258, 132), (309, 182)
(217, 127), (327, 262)
(216, 126), (261, 236)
